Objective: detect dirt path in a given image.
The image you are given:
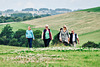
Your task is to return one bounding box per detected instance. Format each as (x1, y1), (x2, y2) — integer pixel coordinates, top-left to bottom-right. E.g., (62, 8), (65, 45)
(0, 22), (16, 25)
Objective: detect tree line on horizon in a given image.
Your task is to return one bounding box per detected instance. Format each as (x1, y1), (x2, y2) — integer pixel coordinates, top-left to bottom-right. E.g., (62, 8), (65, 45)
(0, 13), (51, 23)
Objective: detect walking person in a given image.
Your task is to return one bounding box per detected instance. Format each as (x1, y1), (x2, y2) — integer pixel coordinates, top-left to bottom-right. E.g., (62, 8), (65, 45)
(26, 26), (35, 48)
(59, 25), (70, 46)
(57, 28), (63, 42)
(42, 24), (53, 47)
(70, 30), (79, 48)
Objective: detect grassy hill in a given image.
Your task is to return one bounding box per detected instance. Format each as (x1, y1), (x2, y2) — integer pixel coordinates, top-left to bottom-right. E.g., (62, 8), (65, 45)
(23, 11), (100, 34)
(0, 8), (100, 46)
(80, 7), (100, 12)
(22, 9), (100, 46)
(0, 45), (100, 67)
(79, 30), (100, 46)
(0, 7), (100, 67)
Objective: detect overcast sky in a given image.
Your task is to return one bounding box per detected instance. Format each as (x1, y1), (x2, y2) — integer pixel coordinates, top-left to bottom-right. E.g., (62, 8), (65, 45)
(0, 0), (100, 11)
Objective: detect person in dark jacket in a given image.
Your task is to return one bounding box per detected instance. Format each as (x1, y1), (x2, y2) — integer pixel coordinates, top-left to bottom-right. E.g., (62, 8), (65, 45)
(42, 24), (53, 47)
(57, 28), (63, 42)
(70, 30), (79, 47)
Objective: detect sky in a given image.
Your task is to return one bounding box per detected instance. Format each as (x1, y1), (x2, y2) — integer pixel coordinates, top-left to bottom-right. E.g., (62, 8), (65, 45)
(0, 0), (100, 11)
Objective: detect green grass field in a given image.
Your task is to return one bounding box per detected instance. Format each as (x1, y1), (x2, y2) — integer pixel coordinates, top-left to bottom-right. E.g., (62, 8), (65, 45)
(79, 30), (100, 47)
(0, 45), (100, 67)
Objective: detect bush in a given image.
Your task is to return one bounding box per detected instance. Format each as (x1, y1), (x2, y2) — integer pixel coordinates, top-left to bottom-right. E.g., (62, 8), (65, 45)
(0, 24), (13, 38)
(0, 38), (4, 45)
(9, 38), (20, 46)
(19, 35), (28, 47)
(52, 32), (61, 45)
(0, 25), (45, 48)
(14, 29), (26, 41)
(34, 30), (42, 39)
(0, 36), (10, 45)
(82, 41), (100, 48)
(32, 39), (44, 47)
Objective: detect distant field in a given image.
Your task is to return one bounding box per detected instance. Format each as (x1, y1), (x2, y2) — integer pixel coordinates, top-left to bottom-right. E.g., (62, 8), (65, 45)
(0, 45), (100, 67)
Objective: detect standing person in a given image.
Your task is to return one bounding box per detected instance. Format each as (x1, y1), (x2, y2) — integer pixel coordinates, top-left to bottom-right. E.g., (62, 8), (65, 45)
(70, 30), (79, 47)
(26, 26), (35, 48)
(59, 25), (70, 46)
(42, 24), (53, 47)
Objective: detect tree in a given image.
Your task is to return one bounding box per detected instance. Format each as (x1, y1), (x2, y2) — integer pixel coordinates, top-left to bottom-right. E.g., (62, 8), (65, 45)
(23, 16), (28, 21)
(34, 30), (42, 39)
(0, 36), (9, 45)
(22, 8), (34, 11)
(13, 29), (26, 41)
(0, 18), (4, 23)
(0, 38), (4, 45)
(34, 15), (41, 18)
(0, 24), (13, 38)
(20, 35), (28, 47)
(15, 17), (23, 22)
(9, 38), (19, 46)
(11, 13), (33, 18)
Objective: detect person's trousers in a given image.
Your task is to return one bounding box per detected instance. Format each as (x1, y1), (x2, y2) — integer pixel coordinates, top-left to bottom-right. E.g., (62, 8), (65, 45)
(63, 41), (69, 46)
(43, 39), (51, 47)
(28, 38), (33, 48)
(71, 41), (77, 47)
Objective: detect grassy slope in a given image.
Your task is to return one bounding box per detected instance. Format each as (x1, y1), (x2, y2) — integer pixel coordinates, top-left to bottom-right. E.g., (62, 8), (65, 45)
(0, 45), (100, 67)
(23, 11), (100, 34)
(80, 7), (100, 12)
(0, 22), (33, 32)
(79, 30), (100, 46)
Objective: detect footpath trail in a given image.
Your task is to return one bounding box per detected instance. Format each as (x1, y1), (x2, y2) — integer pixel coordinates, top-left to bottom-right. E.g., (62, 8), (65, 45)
(0, 22), (15, 25)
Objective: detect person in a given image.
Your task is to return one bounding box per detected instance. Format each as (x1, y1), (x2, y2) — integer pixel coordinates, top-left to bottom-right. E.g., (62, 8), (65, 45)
(59, 25), (70, 46)
(26, 26), (35, 48)
(70, 30), (79, 47)
(57, 28), (63, 42)
(42, 24), (53, 47)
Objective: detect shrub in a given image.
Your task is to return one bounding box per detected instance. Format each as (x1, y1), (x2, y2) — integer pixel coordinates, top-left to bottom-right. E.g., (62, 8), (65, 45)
(9, 38), (20, 46)
(82, 41), (100, 48)
(34, 30), (42, 39)
(19, 35), (28, 47)
(32, 39), (44, 47)
(0, 36), (9, 45)
(52, 32), (61, 45)
(13, 29), (26, 41)
(0, 24), (13, 38)
(0, 38), (4, 45)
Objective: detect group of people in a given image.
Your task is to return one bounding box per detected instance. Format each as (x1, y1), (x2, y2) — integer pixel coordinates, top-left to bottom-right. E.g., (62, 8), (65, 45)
(26, 24), (79, 48)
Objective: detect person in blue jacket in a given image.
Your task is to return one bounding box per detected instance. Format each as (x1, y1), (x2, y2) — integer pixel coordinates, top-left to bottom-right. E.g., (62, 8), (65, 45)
(26, 26), (35, 48)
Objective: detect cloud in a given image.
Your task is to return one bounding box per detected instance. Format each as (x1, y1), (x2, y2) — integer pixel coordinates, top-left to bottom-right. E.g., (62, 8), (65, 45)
(70, 0), (76, 2)
(25, 2), (35, 8)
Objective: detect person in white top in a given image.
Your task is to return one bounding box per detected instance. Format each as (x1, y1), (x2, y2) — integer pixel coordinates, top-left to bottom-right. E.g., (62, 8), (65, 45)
(69, 30), (79, 47)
